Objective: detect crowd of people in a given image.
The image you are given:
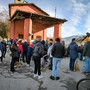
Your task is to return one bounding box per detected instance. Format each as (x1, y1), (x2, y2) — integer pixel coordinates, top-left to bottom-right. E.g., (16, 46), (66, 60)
(0, 37), (90, 80)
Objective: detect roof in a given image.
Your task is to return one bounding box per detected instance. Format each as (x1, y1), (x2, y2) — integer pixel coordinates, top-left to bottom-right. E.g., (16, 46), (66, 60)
(76, 33), (90, 42)
(9, 3), (49, 17)
(9, 10), (67, 33)
(9, 9), (67, 23)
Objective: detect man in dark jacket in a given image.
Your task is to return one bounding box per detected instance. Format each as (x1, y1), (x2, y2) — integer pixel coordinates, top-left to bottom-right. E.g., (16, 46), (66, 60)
(33, 38), (44, 79)
(68, 38), (79, 71)
(22, 40), (29, 63)
(50, 38), (65, 80)
(27, 44), (34, 65)
(82, 38), (90, 75)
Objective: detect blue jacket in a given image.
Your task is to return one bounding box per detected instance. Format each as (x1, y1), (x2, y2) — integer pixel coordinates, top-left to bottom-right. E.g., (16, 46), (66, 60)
(27, 46), (33, 58)
(18, 49), (21, 58)
(68, 42), (79, 59)
(0, 42), (2, 50)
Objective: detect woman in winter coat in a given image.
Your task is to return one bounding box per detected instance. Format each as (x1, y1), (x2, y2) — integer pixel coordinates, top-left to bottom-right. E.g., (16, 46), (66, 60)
(33, 39), (43, 79)
(10, 40), (19, 72)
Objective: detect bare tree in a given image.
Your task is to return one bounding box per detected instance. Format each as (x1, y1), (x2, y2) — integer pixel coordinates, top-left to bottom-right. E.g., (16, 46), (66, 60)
(0, 8), (10, 39)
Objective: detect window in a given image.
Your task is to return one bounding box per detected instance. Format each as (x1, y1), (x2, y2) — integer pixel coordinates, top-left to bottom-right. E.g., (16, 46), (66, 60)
(18, 34), (23, 39)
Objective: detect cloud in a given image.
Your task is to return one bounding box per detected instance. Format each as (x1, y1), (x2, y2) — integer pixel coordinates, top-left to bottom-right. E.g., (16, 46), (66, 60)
(86, 28), (90, 33)
(85, 12), (90, 28)
(61, 23), (82, 38)
(70, 1), (87, 26)
(84, 2), (90, 33)
(44, 6), (63, 18)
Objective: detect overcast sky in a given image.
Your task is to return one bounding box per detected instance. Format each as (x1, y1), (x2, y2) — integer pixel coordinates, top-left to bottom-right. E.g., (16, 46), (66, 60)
(0, 0), (90, 38)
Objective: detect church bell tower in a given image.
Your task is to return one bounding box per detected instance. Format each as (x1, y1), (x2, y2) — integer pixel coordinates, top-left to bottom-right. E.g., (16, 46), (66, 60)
(14, 0), (23, 3)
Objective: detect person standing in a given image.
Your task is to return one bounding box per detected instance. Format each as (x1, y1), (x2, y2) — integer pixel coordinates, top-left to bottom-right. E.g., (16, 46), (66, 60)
(78, 45), (83, 61)
(17, 40), (23, 61)
(0, 40), (3, 63)
(68, 38), (79, 71)
(27, 44), (34, 65)
(82, 38), (90, 75)
(47, 39), (53, 70)
(50, 38), (65, 80)
(22, 40), (29, 63)
(10, 40), (19, 72)
(33, 38), (43, 79)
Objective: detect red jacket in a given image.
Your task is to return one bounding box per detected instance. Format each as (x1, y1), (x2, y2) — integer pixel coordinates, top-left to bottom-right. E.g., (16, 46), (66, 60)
(17, 44), (23, 54)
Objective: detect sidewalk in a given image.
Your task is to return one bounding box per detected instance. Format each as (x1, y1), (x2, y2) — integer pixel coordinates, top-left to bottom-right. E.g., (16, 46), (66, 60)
(0, 53), (89, 90)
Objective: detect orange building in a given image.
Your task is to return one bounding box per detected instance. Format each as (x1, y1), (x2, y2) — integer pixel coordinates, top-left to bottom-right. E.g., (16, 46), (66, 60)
(9, 0), (67, 42)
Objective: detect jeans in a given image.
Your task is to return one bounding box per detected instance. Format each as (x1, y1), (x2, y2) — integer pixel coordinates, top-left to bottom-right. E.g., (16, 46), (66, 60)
(78, 53), (82, 61)
(70, 58), (76, 70)
(85, 56), (90, 73)
(52, 57), (62, 77)
(33, 56), (41, 75)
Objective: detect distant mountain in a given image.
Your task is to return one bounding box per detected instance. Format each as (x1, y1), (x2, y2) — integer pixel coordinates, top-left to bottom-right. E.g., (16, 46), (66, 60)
(62, 35), (84, 45)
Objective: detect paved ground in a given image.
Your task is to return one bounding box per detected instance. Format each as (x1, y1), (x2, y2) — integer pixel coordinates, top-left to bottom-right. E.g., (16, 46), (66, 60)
(0, 53), (90, 90)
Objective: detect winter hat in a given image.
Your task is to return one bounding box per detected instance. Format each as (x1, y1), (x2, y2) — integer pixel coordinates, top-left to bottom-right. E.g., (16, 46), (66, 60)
(13, 40), (17, 43)
(84, 38), (89, 42)
(46, 40), (48, 43)
(25, 40), (27, 42)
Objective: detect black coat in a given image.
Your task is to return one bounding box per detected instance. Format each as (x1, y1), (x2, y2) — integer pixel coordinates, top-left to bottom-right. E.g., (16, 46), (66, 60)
(22, 42), (29, 53)
(83, 41), (90, 57)
(51, 42), (65, 58)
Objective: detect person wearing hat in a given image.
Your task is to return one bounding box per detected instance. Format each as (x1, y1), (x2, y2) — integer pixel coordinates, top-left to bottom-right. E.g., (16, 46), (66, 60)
(83, 37), (90, 75)
(10, 40), (19, 72)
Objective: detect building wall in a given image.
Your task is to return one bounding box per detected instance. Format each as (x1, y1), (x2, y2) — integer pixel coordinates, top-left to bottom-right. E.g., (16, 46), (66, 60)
(14, 20), (24, 39)
(10, 5), (47, 17)
(33, 30), (43, 40)
(33, 29), (47, 40)
(10, 19), (47, 40)
(10, 20), (24, 39)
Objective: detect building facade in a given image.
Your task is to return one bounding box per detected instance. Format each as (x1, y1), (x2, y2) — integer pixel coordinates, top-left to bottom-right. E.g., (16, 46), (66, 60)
(9, 0), (67, 42)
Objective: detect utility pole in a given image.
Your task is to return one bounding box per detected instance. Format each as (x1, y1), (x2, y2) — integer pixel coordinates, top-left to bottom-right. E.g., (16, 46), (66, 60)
(55, 7), (56, 17)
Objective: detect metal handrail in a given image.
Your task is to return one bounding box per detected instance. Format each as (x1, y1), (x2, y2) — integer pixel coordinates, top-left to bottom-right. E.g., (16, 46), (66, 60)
(76, 78), (90, 90)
